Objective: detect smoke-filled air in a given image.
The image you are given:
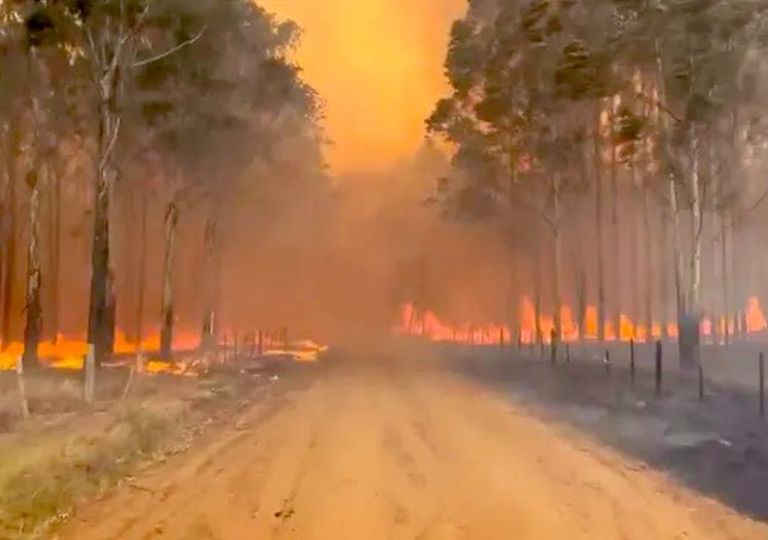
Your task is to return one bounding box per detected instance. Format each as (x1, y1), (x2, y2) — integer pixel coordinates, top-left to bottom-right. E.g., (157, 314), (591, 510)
(4, 1), (768, 539)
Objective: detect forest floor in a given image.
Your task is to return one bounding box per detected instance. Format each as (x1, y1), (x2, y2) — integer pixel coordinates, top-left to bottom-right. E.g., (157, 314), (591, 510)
(52, 345), (768, 540)
(0, 357), (308, 539)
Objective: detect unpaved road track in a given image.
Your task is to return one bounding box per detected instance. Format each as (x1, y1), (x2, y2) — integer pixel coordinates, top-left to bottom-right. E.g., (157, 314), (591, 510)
(56, 358), (768, 539)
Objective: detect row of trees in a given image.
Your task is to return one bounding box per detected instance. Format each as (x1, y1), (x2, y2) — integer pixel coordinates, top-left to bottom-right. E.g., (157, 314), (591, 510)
(428, 0), (768, 367)
(0, 0), (326, 368)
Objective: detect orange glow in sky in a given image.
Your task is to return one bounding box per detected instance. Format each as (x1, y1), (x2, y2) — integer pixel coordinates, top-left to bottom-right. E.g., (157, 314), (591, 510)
(260, 0), (466, 174)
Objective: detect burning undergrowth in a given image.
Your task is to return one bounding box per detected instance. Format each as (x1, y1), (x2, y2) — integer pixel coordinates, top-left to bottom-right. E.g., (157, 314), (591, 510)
(395, 296), (768, 346)
(0, 343), (312, 539)
(0, 333), (329, 376)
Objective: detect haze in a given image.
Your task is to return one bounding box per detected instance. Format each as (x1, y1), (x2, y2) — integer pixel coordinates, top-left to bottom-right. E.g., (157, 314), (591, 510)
(260, 0), (465, 173)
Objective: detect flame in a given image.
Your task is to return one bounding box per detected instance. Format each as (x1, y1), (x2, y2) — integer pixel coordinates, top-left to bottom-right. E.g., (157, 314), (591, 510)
(396, 297), (768, 345)
(263, 339), (329, 363)
(0, 330), (200, 372)
(747, 297), (767, 333)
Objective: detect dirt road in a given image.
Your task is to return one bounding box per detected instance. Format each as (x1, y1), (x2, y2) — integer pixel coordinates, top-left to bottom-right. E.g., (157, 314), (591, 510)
(56, 358), (768, 539)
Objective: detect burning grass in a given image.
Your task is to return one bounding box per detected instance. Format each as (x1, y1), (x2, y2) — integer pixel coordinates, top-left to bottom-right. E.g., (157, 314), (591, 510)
(396, 296), (768, 345)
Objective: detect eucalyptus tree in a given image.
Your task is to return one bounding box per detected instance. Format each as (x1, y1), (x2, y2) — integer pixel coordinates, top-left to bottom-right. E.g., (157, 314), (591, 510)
(428, 0), (618, 342)
(609, 0), (768, 366)
(136, 0), (323, 356)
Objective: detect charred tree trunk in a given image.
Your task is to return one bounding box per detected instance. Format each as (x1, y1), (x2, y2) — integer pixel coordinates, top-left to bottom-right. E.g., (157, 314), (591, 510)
(23, 54), (44, 370)
(87, 79), (120, 367)
(22, 166), (43, 370)
(160, 199), (179, 361)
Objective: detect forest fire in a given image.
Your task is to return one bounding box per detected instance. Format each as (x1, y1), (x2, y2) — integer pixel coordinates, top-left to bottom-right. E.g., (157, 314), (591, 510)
(0, 329), (328, 373)
(0, 330), (200, 372)
(396, 297), (768, 345)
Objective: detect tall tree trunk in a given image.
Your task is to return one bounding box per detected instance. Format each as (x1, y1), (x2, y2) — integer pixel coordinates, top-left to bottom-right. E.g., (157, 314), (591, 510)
(575, 264), (587, 338)
(22, 164), (43, 370)
(609, 100), (621, 339)
(160, 199), (179, 361)
(669, 176), (685, 337)
(87, 82), (120, 367)
(0, 138), (6, 345)
(643, 185), (653, 340)
(552, 173), (563, 340)
(678, 127), (703, 370)
(23, 52), (44, 370)
(201, 210), (220, 350)
(134, 191), (147, 348)
(47, 162), (61, 340)
(630, 168), (641, 339)
(1, 122), (19, 349)
(593, 104), (606, 342)
(720, 211), (730, 345)
(533, 230), (543, 346)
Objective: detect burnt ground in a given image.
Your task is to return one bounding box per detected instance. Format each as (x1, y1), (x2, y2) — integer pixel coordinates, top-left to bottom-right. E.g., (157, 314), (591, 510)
(445, 340), (768, 523)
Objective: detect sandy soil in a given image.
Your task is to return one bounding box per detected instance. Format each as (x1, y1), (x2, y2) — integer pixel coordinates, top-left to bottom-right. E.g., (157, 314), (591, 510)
(54, 358), (768, 540)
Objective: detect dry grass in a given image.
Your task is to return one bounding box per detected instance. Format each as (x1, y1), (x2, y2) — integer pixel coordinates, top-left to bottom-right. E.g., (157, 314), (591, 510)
(0, 365), (259, 540)
(0, 399), (189, 539)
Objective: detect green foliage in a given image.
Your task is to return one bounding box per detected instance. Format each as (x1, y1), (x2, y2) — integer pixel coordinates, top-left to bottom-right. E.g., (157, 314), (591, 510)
(130, 0), (323, 204)
(429, 0), (768, 220)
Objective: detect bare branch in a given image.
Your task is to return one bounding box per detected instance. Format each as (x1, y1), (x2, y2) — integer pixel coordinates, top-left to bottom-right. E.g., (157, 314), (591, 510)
(98, 116), (122, 174)
(634, 91), (684, 125)
(133, 27), (207, 68)
(729, 185), (768, 229)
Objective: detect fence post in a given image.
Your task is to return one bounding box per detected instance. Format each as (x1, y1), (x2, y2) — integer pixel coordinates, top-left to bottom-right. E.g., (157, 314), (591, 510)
(84, 344), (96, 404)
(630, 339), (636, 388)
(122, 357), (138, 401)
(698, 362), (705, 401)
(566, 343), (571, 364)
(550, 329), (557, 366)
(16, 356), (29, 419)
(760, 352), (765, 419)
(655, 340), (662, 397)
(604, 350), (611, 376)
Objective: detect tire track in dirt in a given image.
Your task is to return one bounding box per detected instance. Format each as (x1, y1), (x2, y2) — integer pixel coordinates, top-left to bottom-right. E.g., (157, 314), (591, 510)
(56, 360), (768, 540)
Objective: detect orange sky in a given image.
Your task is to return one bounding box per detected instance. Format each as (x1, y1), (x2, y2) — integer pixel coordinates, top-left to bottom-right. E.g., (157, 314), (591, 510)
(261, 0), (466, 174)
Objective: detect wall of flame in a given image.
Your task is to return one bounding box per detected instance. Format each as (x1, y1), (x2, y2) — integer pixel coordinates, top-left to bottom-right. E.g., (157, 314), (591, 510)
(395, 297), (768, 345)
